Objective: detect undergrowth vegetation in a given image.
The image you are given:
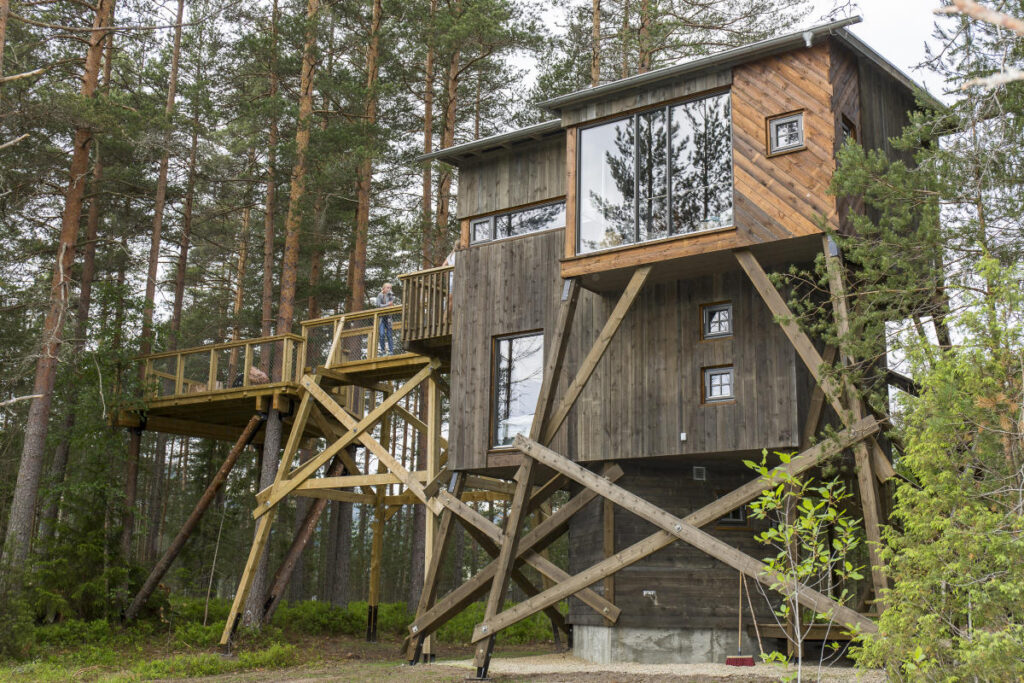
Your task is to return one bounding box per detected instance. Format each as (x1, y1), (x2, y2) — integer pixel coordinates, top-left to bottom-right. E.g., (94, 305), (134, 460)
(0, 595), (560, 680)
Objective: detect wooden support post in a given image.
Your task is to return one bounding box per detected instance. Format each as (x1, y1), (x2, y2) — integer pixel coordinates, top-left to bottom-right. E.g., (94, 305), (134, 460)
(541, 267), (650, 445)
(367, 502), (383, 641)
(821, 236), (888, 610)
(421, 374), (442, 660)
(602, 497), (615, 627)
(407, 472), (466, 663)
(473, 461), (535, 678)
(126, 414), (264, 622)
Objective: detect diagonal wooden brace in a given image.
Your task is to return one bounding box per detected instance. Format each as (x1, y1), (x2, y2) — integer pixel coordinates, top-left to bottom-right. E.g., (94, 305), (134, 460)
(470, 420), (880, 644)
(497, 431), (879, 643)
(252, 362), (438, 518)
(407, 465), (625, 642)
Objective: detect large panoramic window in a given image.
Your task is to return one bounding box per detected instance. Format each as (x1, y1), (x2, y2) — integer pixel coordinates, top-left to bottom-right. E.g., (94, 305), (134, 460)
(577, 91), (733, 254)
(492, 333), (545, 447)
(470, 201), (566, 244)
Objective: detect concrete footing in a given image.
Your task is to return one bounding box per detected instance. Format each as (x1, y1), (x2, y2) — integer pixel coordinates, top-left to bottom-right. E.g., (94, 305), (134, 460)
(573, 624), (758, 665)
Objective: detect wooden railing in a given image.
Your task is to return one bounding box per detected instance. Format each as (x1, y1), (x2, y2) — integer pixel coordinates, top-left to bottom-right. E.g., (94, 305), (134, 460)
(142, 334), (304, 400)
(399, 264), (453, 343)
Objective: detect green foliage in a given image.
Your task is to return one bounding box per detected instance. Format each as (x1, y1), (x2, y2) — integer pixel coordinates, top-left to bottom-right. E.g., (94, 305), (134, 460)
(0, 593), (35, 660)
(745, 452), (864, 675)
(111, 643), (297, 681)
(434, 600), (559, 645)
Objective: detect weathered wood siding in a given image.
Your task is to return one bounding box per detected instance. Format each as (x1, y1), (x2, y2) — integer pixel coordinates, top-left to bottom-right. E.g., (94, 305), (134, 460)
(830, 42), (862, 233)
(448, 230), (570, 470)
(567, 459), (777, 629)
(560, 70), (732, 127)
(449, 237), (801, 470)
(560, 43), (840, 280)
(857, 57), (916, 164)
(456, 135), (566, 219)
(562, 269), (801, 462)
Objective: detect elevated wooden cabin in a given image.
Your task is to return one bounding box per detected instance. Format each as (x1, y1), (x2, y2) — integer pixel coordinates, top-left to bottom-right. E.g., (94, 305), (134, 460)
(420, 16), (929, 663)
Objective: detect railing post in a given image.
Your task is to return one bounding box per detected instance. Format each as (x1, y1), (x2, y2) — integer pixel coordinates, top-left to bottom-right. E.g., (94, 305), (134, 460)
(208, 349), (218, 391)
(243, 342), (253, 387)
(281, 337), (293, 384)
(369, 311), (378, 360)
(145, 359), (154, 398)
(174, 353), (185, 396)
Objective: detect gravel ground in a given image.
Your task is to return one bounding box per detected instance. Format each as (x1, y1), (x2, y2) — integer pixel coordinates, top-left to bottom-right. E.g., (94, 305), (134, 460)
(443, 652), (887, 682)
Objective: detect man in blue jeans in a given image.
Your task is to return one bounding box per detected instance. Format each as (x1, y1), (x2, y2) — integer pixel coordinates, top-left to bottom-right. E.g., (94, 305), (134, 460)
(375, 282), (395, 355)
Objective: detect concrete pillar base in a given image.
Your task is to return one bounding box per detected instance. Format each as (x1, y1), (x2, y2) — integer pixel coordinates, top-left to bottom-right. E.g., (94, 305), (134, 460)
(573, 624), (758, 665)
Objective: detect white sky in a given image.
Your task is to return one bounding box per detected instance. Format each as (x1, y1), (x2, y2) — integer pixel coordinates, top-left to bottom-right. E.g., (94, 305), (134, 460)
(814, 0), (947, 97)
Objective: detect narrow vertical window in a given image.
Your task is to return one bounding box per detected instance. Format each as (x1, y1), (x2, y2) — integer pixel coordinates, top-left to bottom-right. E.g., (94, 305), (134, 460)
(702, 302), (733, 339)
(493, 333), (545, 447)
(703, 366), (734, 403)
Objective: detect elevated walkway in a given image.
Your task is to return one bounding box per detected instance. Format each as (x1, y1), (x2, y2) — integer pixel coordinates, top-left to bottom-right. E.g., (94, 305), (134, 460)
(115, 266), (453, 442)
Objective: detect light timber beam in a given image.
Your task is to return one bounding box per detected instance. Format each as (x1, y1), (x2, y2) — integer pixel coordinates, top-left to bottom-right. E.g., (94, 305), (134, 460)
(291, 489), (376, 504)
(487, 423), (881, 643)
(253, 362), (437, 518)
(801, 346), (838, 447)
(303, 373), (441, 515)
(530, 278), (580, 441)
(407, 465), (625, 643)
(541, 266), (651, 445)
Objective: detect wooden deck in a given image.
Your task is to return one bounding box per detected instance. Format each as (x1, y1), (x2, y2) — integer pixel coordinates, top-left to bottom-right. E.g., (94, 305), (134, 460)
(119, 267), (454, 440)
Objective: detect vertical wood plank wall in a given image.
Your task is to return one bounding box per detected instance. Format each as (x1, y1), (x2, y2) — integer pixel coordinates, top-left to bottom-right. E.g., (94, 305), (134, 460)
(456, 136), (566, 220)
(567, 459), (777, 629)
(448, 230), (802, 470)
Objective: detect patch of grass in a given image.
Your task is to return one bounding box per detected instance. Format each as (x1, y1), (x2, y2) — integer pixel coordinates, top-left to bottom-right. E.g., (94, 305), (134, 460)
(105, 643), (298, 681)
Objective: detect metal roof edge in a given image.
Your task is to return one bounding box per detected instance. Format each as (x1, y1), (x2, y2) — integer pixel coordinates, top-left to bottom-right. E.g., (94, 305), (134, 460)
(537, 16), (863, 112)
(832, 29), (945, 111)
(416, 119), (563, 164)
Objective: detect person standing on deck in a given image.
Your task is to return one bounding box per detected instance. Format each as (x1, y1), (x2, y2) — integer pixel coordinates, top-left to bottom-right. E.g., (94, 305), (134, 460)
(375, 282), (396, 355)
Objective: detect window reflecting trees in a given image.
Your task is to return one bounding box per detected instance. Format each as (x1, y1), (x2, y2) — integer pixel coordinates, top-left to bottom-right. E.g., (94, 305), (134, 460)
(578, 92), (733, 254)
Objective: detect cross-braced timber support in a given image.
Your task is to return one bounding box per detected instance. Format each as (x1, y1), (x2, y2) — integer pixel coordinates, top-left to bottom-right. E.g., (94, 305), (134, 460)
(415, 258), (892, 678)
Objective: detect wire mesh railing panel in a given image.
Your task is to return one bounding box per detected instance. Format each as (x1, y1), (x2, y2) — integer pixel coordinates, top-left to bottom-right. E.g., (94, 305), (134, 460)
(377, 310), (404, 356)
(304, 321), (335, 369)
(150, 356), (177, 398)
(340, 316), (372, 363)
(181, 350), (212, 393)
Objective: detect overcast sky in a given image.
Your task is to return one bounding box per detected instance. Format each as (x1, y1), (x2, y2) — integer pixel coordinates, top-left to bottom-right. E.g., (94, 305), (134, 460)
(817, 0), (947, 97)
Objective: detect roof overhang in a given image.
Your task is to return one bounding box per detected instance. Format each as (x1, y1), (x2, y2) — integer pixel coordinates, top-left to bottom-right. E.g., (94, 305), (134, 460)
(416, 119), (563, 165)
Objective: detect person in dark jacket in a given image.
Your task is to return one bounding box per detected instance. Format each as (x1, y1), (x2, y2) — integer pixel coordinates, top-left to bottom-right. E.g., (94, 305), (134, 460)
(375, 282), (396, 354)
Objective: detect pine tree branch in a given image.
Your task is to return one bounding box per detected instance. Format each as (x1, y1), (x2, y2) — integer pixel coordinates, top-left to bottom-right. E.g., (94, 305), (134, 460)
(936, 0), (1024, 37)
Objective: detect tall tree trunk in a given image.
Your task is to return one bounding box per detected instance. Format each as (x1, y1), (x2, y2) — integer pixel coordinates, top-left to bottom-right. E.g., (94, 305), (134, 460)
(38, 28), (114, 544)
(638, 0), (650, 73)
(329, 493), (351, 606)
(591, 0), (600, 86)
(0, 0), (9, 87)
(244, 0), (319, 629)
(350, 0), (382, 311)
(432, 44), (459, 268)
(126, 0), (185, 562)
(262, 0), (280, 337)
(621, 0), (630, 78)
(170, 109), (200, 347)
(1, 0), (115, 582)
(421, 0), (435, 269)
(407, 389), (427, 608)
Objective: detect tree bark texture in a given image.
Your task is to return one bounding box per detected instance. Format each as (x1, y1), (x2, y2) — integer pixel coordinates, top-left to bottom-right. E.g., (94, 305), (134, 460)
(1, 0), (115, 580)
(421, 0), (435, 267)
(261, 0), (280, 337)
(432, 44), (459, 268)
(591, 0), (600, 85)
(242, 408), (282, 628)
(349, 0), (382, 311)
(124, 415), (263, 621)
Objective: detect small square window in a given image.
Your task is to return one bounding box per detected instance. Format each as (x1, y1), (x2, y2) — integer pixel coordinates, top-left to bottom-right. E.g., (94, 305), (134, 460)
(715, 490), (748, 526)
(704, 366), (734, 403)
(767, 112), (804, 155)
(702, 302), (732, 339)
(471, 217), (493, 243)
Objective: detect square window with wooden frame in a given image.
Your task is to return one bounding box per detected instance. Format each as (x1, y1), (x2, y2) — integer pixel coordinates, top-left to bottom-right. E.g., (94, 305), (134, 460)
(715, 490), (749, 527)
(766, 111), (805, 156)
(701, 302), (732, 340)
(703, 365), (734, 403)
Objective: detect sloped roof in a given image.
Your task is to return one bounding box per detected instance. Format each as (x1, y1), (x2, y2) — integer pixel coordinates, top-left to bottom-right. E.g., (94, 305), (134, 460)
(420, 15), (940, 165)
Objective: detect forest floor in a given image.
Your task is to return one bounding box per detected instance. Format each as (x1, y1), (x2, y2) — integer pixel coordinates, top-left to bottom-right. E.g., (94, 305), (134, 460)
(0, 630), (884, 682)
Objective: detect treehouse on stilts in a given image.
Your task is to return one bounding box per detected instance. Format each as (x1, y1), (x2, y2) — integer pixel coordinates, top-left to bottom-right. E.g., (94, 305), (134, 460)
(120, 15), (939, 675)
